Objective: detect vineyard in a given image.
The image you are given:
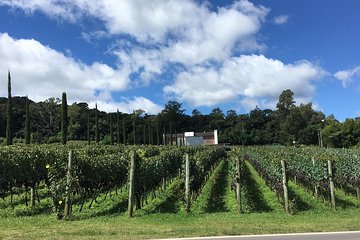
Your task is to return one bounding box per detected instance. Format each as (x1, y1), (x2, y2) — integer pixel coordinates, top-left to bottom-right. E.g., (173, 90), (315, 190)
(2, 144), (360, 222)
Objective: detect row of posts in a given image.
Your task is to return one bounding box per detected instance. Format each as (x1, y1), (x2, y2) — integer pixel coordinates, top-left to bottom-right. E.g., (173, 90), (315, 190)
(64, 150), (192, 218)
(128, 152), (191, 217)
(281, 159), (336, 213)
(63, 152), (337, 218)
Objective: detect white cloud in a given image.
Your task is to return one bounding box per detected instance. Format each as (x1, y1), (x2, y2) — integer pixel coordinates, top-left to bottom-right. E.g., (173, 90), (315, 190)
(164, 55), (325, 109)
(164, 1), (268, 65)
(274, 14), (289, 25)
(107, 0), (269, 84)
(1, 0), (269, 68)
(0, 33), (161, 113)
(90, 97), (162, 114)
(334, 66), (360, 87)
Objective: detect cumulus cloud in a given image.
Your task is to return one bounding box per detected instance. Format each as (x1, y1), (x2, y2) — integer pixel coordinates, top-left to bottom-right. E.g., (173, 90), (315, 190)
(90, 97), (163, 114)
(1, 0), (269, 67)
(164, 55), (325, 109)
(334, 66), (360, 87)
(0, 33), (161, 113)
(108, 0), (269, 85)
(273, 14), (289, 25)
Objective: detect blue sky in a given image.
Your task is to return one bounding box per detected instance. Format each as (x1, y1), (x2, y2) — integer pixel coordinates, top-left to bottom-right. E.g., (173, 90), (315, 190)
(0, 0), (359, 120)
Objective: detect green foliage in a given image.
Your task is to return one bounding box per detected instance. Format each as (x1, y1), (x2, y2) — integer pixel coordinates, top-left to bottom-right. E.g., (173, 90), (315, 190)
(183, 147), (226, 197)
(244, 145), (360, 209)
(6, 71), (13, 145)
(95, 103), (99, 144)
(61, 92), (68, 145)
(25, 96), (30, 144)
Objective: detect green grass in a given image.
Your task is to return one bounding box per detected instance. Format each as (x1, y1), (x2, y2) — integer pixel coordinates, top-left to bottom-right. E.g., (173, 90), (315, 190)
(243, 161), (283, 212)
(141, 177), (184, 214)
(192, 160), (229, 213)
(2, 210), (360, 239)
(287, 181), (330, 214)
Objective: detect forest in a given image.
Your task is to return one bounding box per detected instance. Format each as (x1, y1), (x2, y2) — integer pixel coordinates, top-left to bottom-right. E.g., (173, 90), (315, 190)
(0, 87), (358, 148)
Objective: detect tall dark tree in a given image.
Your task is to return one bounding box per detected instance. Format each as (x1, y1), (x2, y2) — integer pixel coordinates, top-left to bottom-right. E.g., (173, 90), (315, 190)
(87, 114), (90, 145)
(117, 109), (120, 144)
(25, 95), (30, 144)
(61, 92), (68, 145)
(122, 116), (126, 144)
(159, 101), (185, 133)
(109, 113), (114, 145)
(6, 71), (13, 145)
(276, 89), (295, 116)
(156, 120), (159, 145)
(95, 103), (99, 144)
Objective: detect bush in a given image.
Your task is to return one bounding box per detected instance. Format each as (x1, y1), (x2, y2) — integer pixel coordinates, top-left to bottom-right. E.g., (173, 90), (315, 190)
(101, 135), (112, 145)
(47, 134), (62, 144)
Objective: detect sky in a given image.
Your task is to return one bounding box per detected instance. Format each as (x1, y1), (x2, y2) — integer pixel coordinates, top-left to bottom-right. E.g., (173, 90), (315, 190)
(0, 0), (359, 120)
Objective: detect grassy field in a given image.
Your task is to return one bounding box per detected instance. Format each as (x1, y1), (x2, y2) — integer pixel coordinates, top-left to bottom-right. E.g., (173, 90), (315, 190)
(2, 210), (360, 240)
(2, 157), (360, 240)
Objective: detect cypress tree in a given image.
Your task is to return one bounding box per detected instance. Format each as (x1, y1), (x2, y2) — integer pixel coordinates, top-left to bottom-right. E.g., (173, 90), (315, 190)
(133, 111), (136, 145)
(61, 92), (68, 145)
(117, 109), (120, 144)
(122, 117), (126, 145)
(110, 113), (114, 145)
(25, 96), (30, 144)
(95, 103), (99, 144)
(6, 71), (13, 145)
(87, 114), (91, 145)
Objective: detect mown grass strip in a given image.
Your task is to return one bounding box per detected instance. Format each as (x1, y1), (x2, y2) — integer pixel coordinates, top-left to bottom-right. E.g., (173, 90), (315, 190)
(192, 160), (228, 214)
(333, 187), (360, 210)
(244, 161), (283, 212)
(3, 210), (360, 239)
(141, 177), (184, 214)
(287, 181), (330, 214)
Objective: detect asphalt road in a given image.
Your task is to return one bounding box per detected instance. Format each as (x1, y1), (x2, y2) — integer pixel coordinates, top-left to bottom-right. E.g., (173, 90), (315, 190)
(155, 231), (360, 240)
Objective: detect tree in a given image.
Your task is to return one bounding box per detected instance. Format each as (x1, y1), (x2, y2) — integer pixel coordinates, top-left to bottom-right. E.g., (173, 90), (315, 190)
(6, 71), (13, 145)
(159, 101), (185, 133)
(95, 103), (99, 144)
(122, 116), (126, 144)
(274, 89), (296, 144)
(132, 109), (144, 145)
(109, 113), (114, 145)
(117, 109), (120, 144)
(25, 96), (30, 144)
(192, 109), (201, 117)
(276, 89), (295, 114)
(87, 114), (90, 145)
(209, 107), (225, 133)
(61, 92), (68, 144)
(30, 97), (61, 140)
(68, 102), (89, 140)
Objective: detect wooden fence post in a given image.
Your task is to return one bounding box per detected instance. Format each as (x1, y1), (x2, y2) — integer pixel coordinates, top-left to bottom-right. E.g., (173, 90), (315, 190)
(128, 150), (136, 217)
(185, 153), (190, 213)
(236, 156), (242, 213)
(312, 157), (319, 197)
(64, 150), (73, 218)
(328, 160), (336, 210)
(30, 185), (35, 207)
(281, 160), (289, 214)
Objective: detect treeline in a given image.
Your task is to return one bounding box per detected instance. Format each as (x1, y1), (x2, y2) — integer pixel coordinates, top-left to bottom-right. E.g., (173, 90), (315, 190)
(0, 77), (357, 147)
